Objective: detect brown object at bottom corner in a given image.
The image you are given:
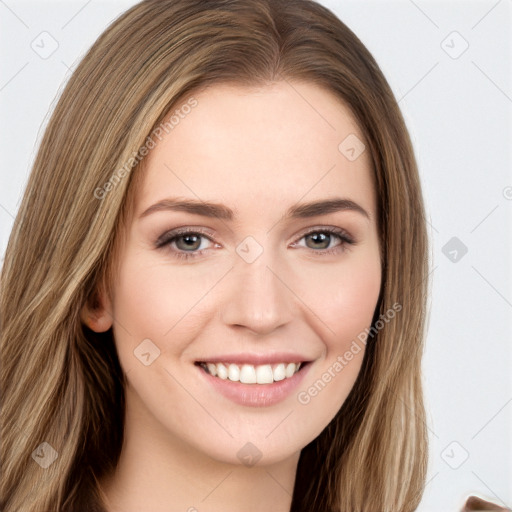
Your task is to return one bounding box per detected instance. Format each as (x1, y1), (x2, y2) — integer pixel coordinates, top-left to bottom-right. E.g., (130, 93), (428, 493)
(461, 495), (511, 511)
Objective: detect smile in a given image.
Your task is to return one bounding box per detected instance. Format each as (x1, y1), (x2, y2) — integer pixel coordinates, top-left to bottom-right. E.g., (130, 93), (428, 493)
(197, 361), (302, 384)
(195, 360), (311, 407)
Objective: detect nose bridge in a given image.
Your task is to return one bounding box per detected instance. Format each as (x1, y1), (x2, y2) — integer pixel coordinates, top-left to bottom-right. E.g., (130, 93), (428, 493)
(221, 238), (294, 335)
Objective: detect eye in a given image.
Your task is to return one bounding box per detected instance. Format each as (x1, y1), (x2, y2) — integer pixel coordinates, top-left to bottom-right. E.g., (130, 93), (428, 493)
(292, 227), (355, 256)
(155, 228), (216, 261)
(156, 226), (355, 261)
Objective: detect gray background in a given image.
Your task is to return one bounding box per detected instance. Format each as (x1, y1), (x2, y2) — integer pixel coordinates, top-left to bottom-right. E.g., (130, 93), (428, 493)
(1, 1), (511, 510)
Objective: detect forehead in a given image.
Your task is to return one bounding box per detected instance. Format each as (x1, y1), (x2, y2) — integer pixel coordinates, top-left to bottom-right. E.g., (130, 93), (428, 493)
(133, 81), (376, 222)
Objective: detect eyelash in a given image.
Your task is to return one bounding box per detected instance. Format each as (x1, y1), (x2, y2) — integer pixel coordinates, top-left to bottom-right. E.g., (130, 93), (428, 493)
(155, 226), (355, 261)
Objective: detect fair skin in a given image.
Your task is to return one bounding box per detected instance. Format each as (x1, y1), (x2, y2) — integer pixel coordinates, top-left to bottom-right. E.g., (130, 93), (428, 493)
(82, 81), (381, 512)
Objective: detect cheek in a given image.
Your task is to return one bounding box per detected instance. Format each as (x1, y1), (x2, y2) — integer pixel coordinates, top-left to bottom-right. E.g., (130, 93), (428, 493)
(330, 261), (381, 341)
(112, 264), (174, 334)
(109, 249), (204, 358)
(110, 245), (232, 374)
(292, 251), (380, 436)
(301, 247), (382, 351)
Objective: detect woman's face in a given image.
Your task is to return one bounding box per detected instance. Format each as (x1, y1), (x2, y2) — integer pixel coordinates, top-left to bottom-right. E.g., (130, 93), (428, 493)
(92, 81), (381, 466)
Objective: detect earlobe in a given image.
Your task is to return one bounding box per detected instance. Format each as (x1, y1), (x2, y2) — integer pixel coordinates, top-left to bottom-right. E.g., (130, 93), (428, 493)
(80, 288), (113, 333)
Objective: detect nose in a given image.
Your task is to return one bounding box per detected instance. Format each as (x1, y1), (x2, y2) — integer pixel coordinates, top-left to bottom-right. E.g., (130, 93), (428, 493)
(220, 247), (295, 336)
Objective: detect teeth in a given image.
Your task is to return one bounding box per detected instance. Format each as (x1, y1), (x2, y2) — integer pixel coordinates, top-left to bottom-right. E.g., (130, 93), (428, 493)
(285, 362), (296, 378)
(273, 363), (286, 381)
(255, 364), (273, 384)
(216, 363), (228, 380)
(200, 361), (302, 384)
(228, 363), (240, 381)
(240, 364), (257, 384)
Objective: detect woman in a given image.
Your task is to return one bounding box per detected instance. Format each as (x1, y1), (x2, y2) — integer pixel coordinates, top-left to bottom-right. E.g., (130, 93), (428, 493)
(1, 0), (491, 510)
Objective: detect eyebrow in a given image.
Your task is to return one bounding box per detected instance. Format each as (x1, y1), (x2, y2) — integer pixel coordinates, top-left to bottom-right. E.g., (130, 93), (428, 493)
(139, 197), (370, 221)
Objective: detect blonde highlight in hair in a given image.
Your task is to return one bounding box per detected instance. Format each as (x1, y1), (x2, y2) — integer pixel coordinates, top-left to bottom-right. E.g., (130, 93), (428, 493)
(0, 1), (429, 510)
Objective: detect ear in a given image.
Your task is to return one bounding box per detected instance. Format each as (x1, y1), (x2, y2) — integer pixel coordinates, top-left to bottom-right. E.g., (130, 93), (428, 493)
(80, 284), (113, 333)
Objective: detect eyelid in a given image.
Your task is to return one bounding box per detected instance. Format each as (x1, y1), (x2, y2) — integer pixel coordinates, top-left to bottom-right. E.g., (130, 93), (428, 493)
(295, 225), (355, 245)
(156, 225), (354, 245)
(155, 226), (216, 248)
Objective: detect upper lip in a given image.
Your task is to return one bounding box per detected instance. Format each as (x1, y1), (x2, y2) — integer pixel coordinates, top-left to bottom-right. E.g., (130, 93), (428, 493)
(195, 352), (312, 366)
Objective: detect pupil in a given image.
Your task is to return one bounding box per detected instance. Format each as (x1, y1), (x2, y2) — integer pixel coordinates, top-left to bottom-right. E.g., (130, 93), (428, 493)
(182, 235), (199, 249)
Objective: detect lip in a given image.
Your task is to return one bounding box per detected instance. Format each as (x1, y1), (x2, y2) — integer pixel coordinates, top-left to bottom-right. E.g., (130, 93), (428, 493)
(195, 360), (312, 407)
(194, 352), (311, 365)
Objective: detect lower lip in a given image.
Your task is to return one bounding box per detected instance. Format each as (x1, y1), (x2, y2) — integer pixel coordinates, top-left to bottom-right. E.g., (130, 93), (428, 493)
(196, 363), (311, 407)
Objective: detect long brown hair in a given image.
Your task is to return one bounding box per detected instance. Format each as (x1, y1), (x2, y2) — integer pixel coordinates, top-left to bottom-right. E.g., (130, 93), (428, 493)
(0, 1), (429, 510)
